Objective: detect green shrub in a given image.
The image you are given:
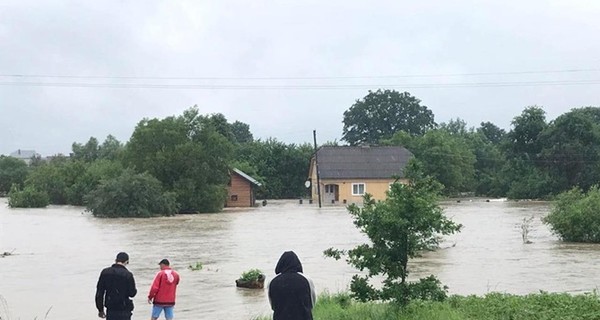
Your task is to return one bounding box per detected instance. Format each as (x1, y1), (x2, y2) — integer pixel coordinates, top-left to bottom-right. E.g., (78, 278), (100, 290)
(188, 262), (203, 271)
(239, 268), (263, 282)
(8, 185), (50, 208)
(543, 185), (600, 242)
(84, 170), (179, 217)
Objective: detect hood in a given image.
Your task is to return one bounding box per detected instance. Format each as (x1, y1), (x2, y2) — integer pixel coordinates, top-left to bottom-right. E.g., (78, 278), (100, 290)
(275, 251), (303, 274)
(164, 269), (175, 283)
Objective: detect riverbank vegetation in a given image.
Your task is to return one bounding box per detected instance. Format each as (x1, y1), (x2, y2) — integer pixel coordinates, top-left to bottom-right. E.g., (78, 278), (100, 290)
(255, 291), (600, 320)
(2, 90), (600, 216)
(543, 185), (600, 242)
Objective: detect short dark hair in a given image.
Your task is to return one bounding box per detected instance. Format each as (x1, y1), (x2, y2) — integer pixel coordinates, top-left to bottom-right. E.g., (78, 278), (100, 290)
(159, 258), (170, 266)
(116, 252), (129, 263)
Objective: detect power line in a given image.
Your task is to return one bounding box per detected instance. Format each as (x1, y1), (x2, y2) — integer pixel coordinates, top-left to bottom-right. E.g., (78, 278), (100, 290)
(1, 79), (600, 90)
(0, 68), (599, 81)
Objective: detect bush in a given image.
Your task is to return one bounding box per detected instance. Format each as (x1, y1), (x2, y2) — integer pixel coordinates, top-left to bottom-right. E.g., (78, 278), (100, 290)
(543, 185), (600, 242)
(239, 268), (264, 282)
(85, 170), (179, 217)
(188, 262), (203, 271)
(8, 185), (50, 208)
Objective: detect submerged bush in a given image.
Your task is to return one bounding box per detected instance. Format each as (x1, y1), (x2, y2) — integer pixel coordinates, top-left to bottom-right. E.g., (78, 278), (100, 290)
(239, 268), (264, 282)
(543, 185), (600, 242)
(85, 170), (179, 217)
(8, 185), (50, 208)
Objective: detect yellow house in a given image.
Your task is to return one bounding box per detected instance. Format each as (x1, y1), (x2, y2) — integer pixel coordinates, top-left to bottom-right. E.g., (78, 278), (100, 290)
(308, 146), (413, 205)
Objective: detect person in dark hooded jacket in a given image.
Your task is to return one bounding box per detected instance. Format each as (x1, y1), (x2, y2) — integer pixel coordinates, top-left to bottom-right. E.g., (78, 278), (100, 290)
(268, 251), (316, 320)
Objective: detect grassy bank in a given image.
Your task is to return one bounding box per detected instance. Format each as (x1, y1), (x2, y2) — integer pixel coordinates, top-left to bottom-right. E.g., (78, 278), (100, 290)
(255, 291), (600, 320)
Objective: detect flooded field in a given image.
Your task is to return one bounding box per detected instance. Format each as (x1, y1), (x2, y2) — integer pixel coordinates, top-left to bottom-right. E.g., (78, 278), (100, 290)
(1, 198), (600, 320)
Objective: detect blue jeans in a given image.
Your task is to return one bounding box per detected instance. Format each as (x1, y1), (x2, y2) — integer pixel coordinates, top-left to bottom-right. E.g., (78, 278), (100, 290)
(152, 305), (174, 319)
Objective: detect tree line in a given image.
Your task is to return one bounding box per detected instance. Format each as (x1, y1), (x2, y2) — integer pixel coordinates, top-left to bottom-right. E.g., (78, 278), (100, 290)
(2, 89), (599, 215)
(2, 106), (312, 216)
(343, 89), (600, 199)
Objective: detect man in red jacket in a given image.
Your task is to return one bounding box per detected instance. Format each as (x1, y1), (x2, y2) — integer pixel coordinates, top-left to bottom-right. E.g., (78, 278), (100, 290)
(148, 259), (180, 320)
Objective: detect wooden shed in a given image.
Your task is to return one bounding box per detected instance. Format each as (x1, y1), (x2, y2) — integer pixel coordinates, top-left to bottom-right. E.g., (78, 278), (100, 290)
(226, 168), (262, 208)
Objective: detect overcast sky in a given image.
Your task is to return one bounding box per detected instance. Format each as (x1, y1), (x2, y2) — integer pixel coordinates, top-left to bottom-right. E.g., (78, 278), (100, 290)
(1, 1), (599, 156)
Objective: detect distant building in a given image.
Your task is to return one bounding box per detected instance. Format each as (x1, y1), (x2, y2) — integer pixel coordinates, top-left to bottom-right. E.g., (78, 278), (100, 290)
(226, 168), (262, 208)
(308, 146), (413, 205)
(9, 149), (40, 165)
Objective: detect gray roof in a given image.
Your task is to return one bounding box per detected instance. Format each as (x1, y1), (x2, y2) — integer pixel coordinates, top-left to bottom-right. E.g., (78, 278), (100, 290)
(315, 146), (413, 179)
(233, 168), (262, 186)
(9, 149), (38, 159)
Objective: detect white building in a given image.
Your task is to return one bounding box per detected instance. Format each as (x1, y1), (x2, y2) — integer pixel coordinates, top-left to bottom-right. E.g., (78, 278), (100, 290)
(9, 149), (40, 165)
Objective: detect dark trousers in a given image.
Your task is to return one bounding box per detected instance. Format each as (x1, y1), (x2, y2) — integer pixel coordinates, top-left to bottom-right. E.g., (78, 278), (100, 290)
(106, 310), (132, 320)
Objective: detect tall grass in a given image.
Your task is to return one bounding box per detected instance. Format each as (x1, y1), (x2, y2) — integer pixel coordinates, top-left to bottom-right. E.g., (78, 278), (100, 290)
(0, 295), (52, 320)
(255, 291), (600, 320)
(0, 295), (11, 320)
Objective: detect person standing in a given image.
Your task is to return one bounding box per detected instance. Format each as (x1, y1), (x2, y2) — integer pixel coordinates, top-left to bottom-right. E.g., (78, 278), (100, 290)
(148, 258), (180, 320)
(268, 251), (316, 320)
(95, 252), (137, 320)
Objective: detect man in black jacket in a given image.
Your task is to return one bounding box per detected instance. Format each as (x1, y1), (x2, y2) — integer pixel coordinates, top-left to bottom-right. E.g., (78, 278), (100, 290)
(268, 251), (316, 320)
(95, 252), (137, 320)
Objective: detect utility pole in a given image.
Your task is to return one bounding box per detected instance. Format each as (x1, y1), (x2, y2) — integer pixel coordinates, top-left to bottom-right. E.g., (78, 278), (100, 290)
(313, 130), (322, 208)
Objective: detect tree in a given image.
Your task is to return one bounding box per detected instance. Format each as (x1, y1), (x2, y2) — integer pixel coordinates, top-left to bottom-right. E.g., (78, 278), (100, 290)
(8, 184), (50, 208)
(202, 113), (237, 143)
(501, 106), (549, 199)
(505, 106), (547, 157)
(324, 161), (461, 305)
(469, 132), (506, 196)
(66, 159), (125, 206)
(538, 107), (600, 192)
(234, 139), (313, 199)
(231, 121), (254, 143)
(478, 121), (506, 145)
(342, 90), (436, 145)
(71, 137), (100, 162)
(418, 130), (476, 194)
(24, 157), (86, 204)
(388, 127), (474, 195)
(0, 156), (29, 194)
(124, 107), (234, 212)
(438, 118), (469, 137)
(85, 170), (178, 218)
(543, 185), (600, 243)
(98, 135), (124, 160)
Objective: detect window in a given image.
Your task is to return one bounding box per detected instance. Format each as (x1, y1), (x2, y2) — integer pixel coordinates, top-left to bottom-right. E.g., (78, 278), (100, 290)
(230, 195), (238, 201)
(352, 183), (365, 195)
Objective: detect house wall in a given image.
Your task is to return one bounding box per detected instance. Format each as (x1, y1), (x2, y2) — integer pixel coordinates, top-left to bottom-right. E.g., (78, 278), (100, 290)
(226, 173), (254, 207)
(309, 164), (409, 205)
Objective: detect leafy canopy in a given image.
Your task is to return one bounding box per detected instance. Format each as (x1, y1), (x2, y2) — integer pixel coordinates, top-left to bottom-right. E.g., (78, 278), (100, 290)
(543, 185), (600, 243)
(342, 90), (435, 145)
(0, 156), (29, 194)
(324, 160), (461, 305)
(85, 169), (178, 218)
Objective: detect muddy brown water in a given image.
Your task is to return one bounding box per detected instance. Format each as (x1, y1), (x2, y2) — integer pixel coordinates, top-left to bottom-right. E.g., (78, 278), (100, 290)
(1, 198), (600, 320)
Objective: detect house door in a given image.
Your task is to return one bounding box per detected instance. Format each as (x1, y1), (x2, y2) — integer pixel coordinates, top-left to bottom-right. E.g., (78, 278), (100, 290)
(324, 184), (339, 204)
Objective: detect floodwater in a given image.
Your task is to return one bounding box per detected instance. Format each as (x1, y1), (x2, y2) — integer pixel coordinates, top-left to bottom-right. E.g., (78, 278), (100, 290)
(1, 198), (600, 320)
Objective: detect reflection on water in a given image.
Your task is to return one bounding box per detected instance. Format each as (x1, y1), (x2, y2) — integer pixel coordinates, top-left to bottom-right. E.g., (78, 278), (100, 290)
(1, 198), (600, 320)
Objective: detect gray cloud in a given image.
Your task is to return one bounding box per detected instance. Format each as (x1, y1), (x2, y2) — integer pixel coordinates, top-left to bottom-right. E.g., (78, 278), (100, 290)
(1, 0), (599, 155)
